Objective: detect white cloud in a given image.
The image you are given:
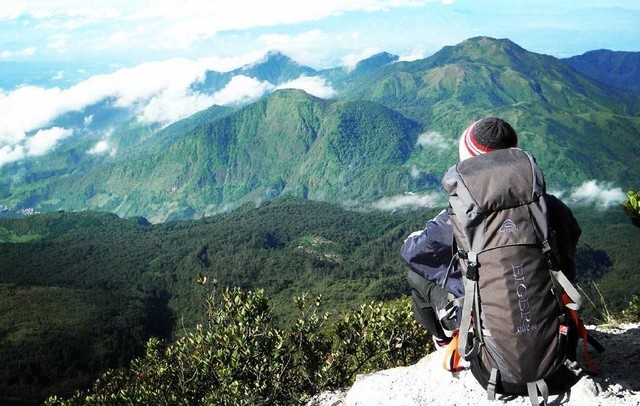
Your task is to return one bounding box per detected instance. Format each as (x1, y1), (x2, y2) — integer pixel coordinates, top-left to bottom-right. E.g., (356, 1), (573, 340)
(0, 57), (244, 158)
(6, 1), (438, 59)
(372, 192), (441, 211)
(399, 47), (426, 62)
(139, 91), (217, 125)
(0, 145), (26, 167)
(341, 47), (381, 72)
(76, 58), (207, 108)
(25, 127), (73, 156)
(568, 180), (626, 209)
(86, 127), (116, 156)
(0, 46), (37, 58)
(416, 131), (451, 151)
(88, 140), (115, 156)
(276, 75), (336, 99)
(47, 34), (70, 51)
(211, 75), (275, 106)
(259, 29), (325, 48)
(257, 30), (329, 66)
(0, 85), (68, 145)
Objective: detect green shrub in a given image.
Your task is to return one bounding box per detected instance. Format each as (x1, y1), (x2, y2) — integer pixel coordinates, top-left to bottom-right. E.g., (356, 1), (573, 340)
(622, 295), (640, 323)
(622, 190), (640, 228)
(45, 277), (430, 405)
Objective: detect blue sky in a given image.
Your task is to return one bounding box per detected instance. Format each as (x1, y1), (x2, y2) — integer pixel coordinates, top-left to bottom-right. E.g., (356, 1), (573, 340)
(2, 1), (640, 72)
(0, 0), (638, 208)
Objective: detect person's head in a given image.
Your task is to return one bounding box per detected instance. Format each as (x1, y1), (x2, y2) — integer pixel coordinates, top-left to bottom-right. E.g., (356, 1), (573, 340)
(458, 117), (518, 161)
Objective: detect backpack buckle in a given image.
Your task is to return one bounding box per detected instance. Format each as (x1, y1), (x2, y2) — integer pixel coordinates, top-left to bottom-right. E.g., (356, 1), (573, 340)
(466, 262), (479, 281)
(466, 252), (479, 281)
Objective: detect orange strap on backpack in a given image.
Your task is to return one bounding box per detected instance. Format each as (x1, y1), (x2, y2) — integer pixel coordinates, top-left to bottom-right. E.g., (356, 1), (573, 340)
(563, 293), (598, 373)
(442, 330), (465, 372)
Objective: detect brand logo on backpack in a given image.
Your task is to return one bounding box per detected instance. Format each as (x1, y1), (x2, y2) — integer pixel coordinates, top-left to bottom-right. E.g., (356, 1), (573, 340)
(513, 265), (537, 334)
(499, 219), (518, 234)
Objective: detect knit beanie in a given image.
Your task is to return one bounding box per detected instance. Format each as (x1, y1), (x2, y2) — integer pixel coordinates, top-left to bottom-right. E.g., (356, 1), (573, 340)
(458, 117), (518, 161)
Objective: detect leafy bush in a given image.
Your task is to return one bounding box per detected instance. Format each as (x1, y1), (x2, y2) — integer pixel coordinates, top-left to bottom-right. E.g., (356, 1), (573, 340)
(622, 190), (640, 228)
(620, 191), (640, 322)
(45, 277), (430, 405)
(622, 296), (640, 323)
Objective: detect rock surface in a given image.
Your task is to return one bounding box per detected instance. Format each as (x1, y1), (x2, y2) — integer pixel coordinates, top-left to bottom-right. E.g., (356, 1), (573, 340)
(308, 324), (640, 406)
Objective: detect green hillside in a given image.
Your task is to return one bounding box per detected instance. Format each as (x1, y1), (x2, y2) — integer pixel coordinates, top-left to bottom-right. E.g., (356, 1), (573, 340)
(7, 90), (426, 222)
(563, 49), (640, 94)
(0, 197), (426, 403)
(345, 37), (640, 190)
(2, 37), (638, 222)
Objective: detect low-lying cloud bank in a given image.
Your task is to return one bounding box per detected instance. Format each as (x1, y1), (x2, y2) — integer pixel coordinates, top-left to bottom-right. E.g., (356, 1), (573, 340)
(371, 192), (442, 212)
(373, 179), (627, 213)
(0, 56), (337, 167)
(553, 180), (627, 210)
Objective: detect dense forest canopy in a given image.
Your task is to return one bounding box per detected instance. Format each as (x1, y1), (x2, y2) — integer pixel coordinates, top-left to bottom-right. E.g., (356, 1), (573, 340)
(0, 196), (638, 403)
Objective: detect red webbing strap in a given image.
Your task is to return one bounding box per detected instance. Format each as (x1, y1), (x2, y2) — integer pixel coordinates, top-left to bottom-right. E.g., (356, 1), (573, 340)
(442, 330), (465, 372)
(563, 293), (597, 372)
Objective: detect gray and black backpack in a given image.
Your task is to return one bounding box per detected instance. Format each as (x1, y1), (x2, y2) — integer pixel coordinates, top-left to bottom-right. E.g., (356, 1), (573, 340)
(441, 148), (602, 406)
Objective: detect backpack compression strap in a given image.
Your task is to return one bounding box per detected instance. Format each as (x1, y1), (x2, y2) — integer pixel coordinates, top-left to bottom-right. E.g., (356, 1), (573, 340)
(562, 293), (603, 373)
(527, 380), (550, 406)
(549, 269), (603, 372)
(457, 252), (483, 361)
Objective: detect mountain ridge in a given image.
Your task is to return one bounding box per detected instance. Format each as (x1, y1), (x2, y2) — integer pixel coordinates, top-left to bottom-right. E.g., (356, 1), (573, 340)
(563, 49), (640, 94)
(34, 90), (424, 222)
(2, 37), (639, 222)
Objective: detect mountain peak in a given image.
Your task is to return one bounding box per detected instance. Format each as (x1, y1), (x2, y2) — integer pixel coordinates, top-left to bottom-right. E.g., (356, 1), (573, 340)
(238, 50), (316, 83)
(428, 36), (533, 67)
(250, 50), (298, 67)
(352, 52), (399, 74)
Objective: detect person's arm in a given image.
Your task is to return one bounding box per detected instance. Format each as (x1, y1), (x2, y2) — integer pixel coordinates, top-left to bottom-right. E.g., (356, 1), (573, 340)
(546, 194), (581, 282)
(401, 210), (461, 294)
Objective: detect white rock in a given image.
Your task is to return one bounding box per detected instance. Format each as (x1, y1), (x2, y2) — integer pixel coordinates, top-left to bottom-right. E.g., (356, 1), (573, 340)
(309, 323), (640, 406)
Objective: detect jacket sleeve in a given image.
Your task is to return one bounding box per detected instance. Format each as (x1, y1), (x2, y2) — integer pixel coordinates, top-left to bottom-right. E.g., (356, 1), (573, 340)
(546, 194), (581, 282)
(401, 209), (464, 297)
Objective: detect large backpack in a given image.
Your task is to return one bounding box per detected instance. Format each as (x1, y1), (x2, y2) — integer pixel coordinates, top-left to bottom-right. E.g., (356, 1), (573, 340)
(441, 148), (602, 406)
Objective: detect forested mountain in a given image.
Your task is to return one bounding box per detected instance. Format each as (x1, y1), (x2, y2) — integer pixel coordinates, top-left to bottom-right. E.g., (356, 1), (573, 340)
(5, 90), (425, 222)
(196, 51), (318, 94)
(2, 37), (639, 223)
(1, 197), (638, 404)
(563, 49), (640, 94)
(343, 37), (640, 191)
(318, 51), (400, 91)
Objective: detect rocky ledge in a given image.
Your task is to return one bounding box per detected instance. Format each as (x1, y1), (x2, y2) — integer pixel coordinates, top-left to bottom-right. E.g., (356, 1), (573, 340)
(308, 323), (640, 406)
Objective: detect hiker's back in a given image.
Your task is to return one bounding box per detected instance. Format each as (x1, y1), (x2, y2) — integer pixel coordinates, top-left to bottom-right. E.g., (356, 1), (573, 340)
(442, 148), (593, 404)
